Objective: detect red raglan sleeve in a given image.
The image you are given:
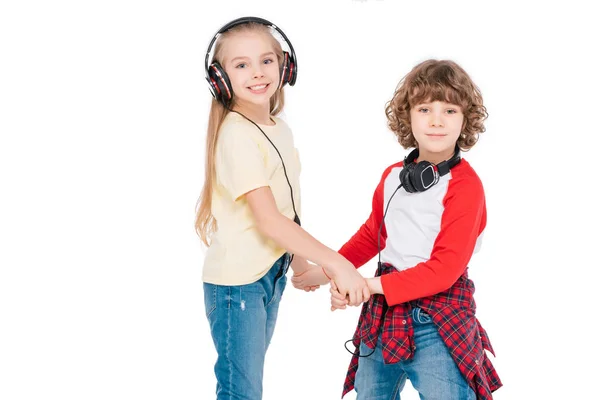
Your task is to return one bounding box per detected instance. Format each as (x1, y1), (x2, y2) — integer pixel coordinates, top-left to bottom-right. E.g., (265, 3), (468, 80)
(338, 165), (397, 268)
(380, 176), (486, 306)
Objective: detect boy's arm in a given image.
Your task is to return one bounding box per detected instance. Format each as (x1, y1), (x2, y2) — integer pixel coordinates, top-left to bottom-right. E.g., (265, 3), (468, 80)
(376, 179), (486, 306)
(338, 166), (393, 268)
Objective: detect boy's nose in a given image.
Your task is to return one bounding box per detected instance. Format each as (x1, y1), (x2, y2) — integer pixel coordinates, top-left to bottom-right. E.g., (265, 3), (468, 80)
(429, 113), (444, 127)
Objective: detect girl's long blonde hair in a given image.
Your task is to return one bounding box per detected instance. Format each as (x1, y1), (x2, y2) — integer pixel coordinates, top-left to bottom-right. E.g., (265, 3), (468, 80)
(195, 22), (286, 246)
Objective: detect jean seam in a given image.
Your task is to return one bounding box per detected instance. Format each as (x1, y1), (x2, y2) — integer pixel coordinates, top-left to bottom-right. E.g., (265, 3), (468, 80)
(226, 286), (232, 395)
(206, 285), (217, 319)
(390, 372), (405, 400)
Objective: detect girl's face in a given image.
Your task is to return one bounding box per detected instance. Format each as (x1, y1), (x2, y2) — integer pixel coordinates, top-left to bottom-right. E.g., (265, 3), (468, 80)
(222, 32), (280, 109)
(410, 100), (464, 162)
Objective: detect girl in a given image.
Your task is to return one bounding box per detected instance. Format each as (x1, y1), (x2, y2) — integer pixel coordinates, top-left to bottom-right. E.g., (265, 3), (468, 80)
(196, 17), (369, 399)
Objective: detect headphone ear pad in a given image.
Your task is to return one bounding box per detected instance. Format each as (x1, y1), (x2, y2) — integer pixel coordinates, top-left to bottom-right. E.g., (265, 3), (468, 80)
(412, 161), (434, 192)
(400, 164), (417, 193)
(287, 52), (297, 86)
(208, 62), (233, 105)
(279, 51), (291, 88)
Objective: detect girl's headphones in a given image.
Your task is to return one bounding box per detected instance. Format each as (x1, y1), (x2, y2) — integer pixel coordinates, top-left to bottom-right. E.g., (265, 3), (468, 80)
(399, 146), (462, 193)
(204, 16), (298, 107)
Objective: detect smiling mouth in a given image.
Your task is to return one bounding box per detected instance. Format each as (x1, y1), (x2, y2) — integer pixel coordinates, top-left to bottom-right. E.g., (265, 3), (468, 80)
(248, 83), (269, 90)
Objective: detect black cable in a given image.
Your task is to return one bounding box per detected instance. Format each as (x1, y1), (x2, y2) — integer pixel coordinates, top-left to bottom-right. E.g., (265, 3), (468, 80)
(228, 110), (300, 225)
(343, 182), (403, 358)
(378, 183), (403, 268)
(226, 109), (300, 266)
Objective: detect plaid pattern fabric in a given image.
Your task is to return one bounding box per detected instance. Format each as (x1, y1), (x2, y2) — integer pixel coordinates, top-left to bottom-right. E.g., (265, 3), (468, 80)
(342, 263), (502, 399)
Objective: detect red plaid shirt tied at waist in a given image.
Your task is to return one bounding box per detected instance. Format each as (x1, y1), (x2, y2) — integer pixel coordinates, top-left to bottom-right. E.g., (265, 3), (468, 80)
(342, 263), (502, 399)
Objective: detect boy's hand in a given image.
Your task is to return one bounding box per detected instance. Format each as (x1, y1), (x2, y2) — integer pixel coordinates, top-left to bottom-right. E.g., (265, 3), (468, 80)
(366, 277), (383, 295)
(291, 264), (328, 292)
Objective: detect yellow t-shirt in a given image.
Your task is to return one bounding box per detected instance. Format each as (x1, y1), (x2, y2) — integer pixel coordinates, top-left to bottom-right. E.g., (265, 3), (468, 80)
(202, 112), (301, 285)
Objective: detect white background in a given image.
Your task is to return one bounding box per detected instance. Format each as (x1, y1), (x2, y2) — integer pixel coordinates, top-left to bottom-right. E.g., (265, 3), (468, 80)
(1, 0), (599, 399)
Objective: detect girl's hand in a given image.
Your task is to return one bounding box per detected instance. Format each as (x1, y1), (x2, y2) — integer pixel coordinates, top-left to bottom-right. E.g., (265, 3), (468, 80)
(329, 260), (370, 307)
(329, 280), (349, 311)
(291, 265), (328, 292)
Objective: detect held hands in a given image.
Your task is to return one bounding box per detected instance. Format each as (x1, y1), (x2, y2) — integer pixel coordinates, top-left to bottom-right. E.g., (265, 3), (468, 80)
(290, 255), (373, 308)
(328, 260), (370, 307)
(330, 277), (382, 311)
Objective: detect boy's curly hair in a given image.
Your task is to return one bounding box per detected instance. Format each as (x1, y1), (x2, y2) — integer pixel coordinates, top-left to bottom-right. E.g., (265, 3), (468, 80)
(385, 59), (488, 150)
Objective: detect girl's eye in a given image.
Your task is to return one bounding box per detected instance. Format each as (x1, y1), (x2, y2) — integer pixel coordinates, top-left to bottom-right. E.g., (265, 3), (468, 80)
(235, 63), (246, 69)
(263, 58), (274, 64)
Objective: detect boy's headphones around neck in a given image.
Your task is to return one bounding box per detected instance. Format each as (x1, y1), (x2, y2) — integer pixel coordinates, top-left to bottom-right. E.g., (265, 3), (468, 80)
(204, 16), (298, 107)
(399, 146), (462, 193)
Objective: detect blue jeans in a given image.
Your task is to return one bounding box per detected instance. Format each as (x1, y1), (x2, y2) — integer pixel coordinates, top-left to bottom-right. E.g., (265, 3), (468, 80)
(203, 253), (290, 400)
(355, 308), (476, 400)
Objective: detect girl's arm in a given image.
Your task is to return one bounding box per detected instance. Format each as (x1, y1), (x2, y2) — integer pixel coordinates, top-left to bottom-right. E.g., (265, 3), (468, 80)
(245, 186), (369, 306)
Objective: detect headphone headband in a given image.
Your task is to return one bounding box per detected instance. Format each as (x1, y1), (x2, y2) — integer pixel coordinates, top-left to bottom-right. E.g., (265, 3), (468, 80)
(404, 145), (461, 177)
(204, 16), (297, 83)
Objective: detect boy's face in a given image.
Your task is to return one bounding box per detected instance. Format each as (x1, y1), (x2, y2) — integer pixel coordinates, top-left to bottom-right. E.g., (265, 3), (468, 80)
(222, 32), (280, 109)
(410, 100), (464, 162)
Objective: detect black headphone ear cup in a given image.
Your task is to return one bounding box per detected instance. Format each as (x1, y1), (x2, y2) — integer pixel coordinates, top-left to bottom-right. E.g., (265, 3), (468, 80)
(279, 51), (291, 88)
(412, 161), (433, 192)
(208, 62), (233, 105)
(400, 164), (417, 193)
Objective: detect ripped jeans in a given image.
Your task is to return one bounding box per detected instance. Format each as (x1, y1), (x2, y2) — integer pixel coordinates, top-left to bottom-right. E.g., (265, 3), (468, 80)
(203, 253), (290, 400)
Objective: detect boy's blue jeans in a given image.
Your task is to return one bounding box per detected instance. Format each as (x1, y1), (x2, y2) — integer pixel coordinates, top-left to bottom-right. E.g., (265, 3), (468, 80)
(203, 253), (290, 400)
(355, 307), (476, 400)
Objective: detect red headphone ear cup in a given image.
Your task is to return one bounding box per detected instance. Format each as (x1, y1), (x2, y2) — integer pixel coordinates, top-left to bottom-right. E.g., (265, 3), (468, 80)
(279, 51), (291, 88)
(206, 76), (220, 99)
(208, 62), (233, 105)
(288, 59), (296, 86)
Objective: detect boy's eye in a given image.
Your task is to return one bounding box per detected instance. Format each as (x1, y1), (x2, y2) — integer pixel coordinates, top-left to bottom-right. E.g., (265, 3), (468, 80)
(446, 109), (457, 114)
(418, 108), (429, 113)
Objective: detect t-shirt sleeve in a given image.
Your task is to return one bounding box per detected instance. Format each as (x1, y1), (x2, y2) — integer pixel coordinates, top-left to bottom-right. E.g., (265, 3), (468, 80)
(338, 166), (392, 268)
(216, 125), (269, 201)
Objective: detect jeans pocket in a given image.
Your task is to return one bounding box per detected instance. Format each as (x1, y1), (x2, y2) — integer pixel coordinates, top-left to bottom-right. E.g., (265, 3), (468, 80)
(203, 283), (217, 319)
(267, 273), (287, 307)
(278, 274), (287, 296)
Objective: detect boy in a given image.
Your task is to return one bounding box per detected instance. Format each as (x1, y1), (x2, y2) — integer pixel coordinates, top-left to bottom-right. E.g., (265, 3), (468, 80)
(294, 59), (502, 399)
